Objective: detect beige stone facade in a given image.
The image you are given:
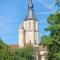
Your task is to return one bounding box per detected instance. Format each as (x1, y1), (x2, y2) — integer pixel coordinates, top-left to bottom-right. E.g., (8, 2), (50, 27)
(19, 0), (47, 60)
(19, 0), (39, 47)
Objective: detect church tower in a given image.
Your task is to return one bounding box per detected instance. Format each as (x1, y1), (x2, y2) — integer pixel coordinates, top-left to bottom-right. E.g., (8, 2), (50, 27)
(19, 0), (39, 47)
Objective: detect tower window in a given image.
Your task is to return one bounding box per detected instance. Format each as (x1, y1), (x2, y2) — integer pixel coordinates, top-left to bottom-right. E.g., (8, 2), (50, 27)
(34, 40), (36, 44)
(30, 40), (31, 44)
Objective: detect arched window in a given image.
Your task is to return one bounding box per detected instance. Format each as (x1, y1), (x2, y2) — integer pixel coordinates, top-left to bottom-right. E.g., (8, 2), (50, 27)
(34, 40), (36, 44)
(30, 40), (31, 44)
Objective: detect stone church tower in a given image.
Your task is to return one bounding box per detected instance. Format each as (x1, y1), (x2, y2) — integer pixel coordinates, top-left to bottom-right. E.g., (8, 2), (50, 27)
(19, 0), (39, 47)
(18, 0), (48, 60)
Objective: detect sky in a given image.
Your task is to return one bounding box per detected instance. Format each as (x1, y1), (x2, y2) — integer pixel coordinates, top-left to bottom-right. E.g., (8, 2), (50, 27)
(0, 0), (56, 44)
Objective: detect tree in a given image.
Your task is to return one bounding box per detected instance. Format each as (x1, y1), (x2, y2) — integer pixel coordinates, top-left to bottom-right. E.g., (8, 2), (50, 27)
(14, 44), (36, 60)
(41, 0), (60, 60)
(41, 12), (60, 60)
(0, 39), (36, 60)
(0, 38), (8, 49)
(0, 38), (14, 60)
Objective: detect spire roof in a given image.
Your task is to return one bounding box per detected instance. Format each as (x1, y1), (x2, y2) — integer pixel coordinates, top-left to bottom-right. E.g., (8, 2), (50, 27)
(25, 0), (36, 21)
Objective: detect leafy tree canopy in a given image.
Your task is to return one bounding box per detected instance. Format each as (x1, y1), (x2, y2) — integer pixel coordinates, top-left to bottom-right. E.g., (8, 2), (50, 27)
(41, 10), (60, 60)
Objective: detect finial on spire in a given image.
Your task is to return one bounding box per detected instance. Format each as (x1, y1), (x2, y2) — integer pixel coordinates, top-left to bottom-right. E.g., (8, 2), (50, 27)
(24, 0), (36, 20)
(29, 0), (32, 4)
(28, 0), (33, 9)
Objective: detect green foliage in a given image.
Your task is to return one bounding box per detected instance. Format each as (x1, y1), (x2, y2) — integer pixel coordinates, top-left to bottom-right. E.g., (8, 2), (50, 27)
(14, 44), (36, 60)
(41, 12), (60, 60)
(47, 13), (60, 25)
(0, 39), (36, 60)
(0, 49), (13, 60)
(41, 36), (54, 46)
(0, 38), (8, 49)
(0, 38), (13, 60)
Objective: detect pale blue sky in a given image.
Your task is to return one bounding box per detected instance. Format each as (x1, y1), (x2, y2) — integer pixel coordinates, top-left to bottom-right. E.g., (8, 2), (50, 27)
(0, 0), (56, 44)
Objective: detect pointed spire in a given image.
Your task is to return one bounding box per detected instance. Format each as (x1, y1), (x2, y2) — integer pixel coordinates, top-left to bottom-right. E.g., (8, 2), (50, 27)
(25, 0), (36, 21)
